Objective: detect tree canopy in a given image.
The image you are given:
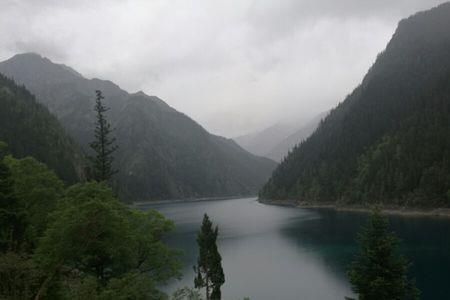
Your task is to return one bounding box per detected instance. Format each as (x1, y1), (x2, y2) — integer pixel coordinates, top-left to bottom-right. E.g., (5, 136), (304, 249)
(347, 211), (419, 300)
(0, 150), (180, 299)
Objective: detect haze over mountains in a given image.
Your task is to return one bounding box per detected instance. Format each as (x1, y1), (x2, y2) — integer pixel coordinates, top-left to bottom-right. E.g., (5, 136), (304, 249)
(266, 111), (328, 162)
(261, 2), (450, 207)
(234, 111), (327, 162)
(0, 54), (276, 201)
(234, 122), (297, 158)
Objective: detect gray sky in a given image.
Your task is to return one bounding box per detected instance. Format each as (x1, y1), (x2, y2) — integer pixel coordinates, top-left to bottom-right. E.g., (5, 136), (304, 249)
(0, 0), (446, 137)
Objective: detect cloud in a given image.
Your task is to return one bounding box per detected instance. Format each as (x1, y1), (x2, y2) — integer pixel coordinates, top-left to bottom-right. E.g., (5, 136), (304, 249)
(0, 0), (446, 136)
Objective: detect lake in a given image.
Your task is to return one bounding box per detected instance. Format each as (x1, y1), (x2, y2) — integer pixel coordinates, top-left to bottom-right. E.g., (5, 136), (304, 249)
(140, 197), (450, 300)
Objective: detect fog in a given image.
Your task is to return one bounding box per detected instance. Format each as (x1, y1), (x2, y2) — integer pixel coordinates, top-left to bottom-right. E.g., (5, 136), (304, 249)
(0, 0), (446, 137)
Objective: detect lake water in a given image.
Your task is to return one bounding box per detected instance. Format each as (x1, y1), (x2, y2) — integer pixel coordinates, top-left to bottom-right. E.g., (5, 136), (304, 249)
(140, 197), (450, 300)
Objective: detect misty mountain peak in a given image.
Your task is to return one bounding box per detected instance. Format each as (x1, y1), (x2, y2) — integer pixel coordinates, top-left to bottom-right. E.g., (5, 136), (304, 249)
(0, 52), (83, 86)
(9, 53), (82, 77)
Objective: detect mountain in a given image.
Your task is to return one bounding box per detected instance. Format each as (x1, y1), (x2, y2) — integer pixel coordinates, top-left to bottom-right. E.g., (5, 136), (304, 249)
(234, 112), (326, 162)
(265, 112), (328, 162)
(0, 53), (276, 201)
(0, 73), (83, 182)
(260, 2), (450, 207)
(234, 123), (294, 157)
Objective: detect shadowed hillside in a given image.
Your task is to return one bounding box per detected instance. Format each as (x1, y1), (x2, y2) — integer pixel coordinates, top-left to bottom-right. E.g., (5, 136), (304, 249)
(0, 54), (276, 200)
(261, 2), (450, 207)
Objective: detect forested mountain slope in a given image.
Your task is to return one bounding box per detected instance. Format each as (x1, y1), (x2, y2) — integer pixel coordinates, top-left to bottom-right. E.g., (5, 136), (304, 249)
(261, 2), (450, 207)
(0, 54), (276, 200)
(0, 73), (83, 182)
(266, 111), (328, 162)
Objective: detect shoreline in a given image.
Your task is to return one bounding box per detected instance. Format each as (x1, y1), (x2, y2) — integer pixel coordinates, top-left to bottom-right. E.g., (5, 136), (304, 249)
(258, 198), (450, 218)
(133, 195), (256, 206)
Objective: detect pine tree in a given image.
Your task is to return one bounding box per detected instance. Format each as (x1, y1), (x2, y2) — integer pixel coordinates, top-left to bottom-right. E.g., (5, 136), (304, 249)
(89, 90), (118, 182)
(347, 211), (419, 300)
(194, 214), (225, 300)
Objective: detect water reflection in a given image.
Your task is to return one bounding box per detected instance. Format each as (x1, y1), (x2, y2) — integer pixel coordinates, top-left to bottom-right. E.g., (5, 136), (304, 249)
(141, 198), (450, 300)
(281, 208), (450, 299)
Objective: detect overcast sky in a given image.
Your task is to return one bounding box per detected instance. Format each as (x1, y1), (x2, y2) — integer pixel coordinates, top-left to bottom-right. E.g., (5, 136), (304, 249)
(0, 0), (446, 137)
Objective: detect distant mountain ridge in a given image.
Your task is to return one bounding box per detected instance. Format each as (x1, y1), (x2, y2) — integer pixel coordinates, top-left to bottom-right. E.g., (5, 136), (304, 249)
(234, 123), (294, 157)
(0, 53), (276, 200)
(261, 2), (450, 207)
(234, 112), (326, 162)
(266, 111), (328, 162)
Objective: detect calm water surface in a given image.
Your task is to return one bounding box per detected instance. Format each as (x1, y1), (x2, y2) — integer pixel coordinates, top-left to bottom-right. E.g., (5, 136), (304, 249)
(140, 197), (450, 300)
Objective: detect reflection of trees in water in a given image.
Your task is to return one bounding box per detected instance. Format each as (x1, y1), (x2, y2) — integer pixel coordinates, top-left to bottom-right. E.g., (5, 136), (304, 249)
(388, 215), (450, 300)
(278, 209), (367, 277)
(279, 208), (450, 300)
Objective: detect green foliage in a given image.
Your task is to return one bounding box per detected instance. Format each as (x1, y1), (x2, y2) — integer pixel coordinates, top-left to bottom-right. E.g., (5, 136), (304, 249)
(194, 214), (225, 300)
(261, 3), (450, 207)
(0, 155), (63, 252)
(0, 153), (60, 298)
(35, 183), (134, 279)
(0, 150), (180, 298)
(35, 182), (180, 297)
(89, 90), (118, 182)
(5, 156), (64, 250)
(0, 252), (45, 300)
(347, 212), (419, 300)
(0, 73), (83, 183)
(350, 111), (450, 207)
(0, 154), (16, 252)
(61, 272), (166, 300)
(172, 287), (203, 300)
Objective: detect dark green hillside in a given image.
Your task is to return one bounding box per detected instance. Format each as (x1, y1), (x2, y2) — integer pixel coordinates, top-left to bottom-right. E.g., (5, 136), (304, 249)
(261, 2), (450, 207)
(0, 55), (276, 200)
(0, 73), (83, 182)
(112, 92), (276, 199)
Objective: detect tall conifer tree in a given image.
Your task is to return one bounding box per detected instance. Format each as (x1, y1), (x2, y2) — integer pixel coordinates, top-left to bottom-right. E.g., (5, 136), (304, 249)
(89, 90), (118, 182)
(347, 211), (419, 300)
(194, 214), (225, 300)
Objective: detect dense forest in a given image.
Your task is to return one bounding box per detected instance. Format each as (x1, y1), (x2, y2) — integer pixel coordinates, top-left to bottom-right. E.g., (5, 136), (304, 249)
(0, 73), (83, 183)
(0, 54), (276, 201)
(260, 2), (450, 207)
(0, 150), (180, 298)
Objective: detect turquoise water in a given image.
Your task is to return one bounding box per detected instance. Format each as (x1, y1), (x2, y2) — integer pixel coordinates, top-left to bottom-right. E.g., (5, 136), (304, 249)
(141, 197), (450, 299)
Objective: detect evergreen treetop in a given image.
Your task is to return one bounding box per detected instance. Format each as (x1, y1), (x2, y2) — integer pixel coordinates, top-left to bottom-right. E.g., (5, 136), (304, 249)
(194, 214), (225, 300)
(89, 90), (118, 182)
(347, 211), (419, 300)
